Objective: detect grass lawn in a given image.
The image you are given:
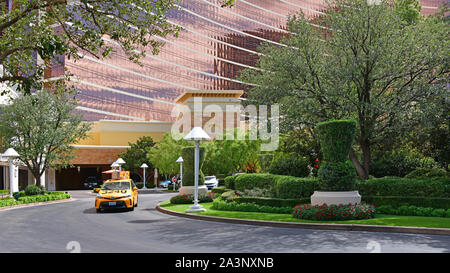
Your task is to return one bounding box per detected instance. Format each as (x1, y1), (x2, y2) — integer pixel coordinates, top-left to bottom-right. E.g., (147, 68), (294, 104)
(160, 201), (450, 229)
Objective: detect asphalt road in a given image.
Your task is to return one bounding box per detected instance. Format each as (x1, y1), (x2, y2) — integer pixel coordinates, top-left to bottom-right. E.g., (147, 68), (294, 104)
(0, 190), (449, 253)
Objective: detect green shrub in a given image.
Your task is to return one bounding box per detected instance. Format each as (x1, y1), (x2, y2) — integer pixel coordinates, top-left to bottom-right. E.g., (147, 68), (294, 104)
(293, 203), (376, 221)
(211, 186), (228, 194)
(0, 192), (71, 207)
(181, 146), (206, 187)
(370, 149), (437, 178)
(405, 168), (449, 179)
(269, 154), (309, 177)
(275, 176), (319, 199)
(136, 184), (144, 189)
(361, 196), (450, 209)
(224, 175), (238, 190)
(211, 198), (292, 214)
(318, 161), (357, 191)
(316, 120), (357, 162)
(234, 173), (280, 193)
(316, 120), (357, 191)
(233, 196), (310, 208)
(145, 183), (156, 188)
(357, 177), (449, 198)
(24, 185), (45, 196)
(221, 190), (237, 203)
(446, 210), (450, 218)
(377, 205), (449, 217)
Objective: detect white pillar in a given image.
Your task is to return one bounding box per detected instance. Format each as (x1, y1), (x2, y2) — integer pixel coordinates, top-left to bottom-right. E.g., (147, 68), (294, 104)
(47, 169), (56, 191)
(38, 157), (46, 189)
(9, 160), (18, 196)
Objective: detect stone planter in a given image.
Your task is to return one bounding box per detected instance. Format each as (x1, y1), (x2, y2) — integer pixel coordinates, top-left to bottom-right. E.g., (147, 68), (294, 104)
(311, 191), (361, 206)
(178, 185), (208, 196)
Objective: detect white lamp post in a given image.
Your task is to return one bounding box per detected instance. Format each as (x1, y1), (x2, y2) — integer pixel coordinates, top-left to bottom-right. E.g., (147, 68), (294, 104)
(176, 156), (183, 188)
(115, 158), (126, 172)
(140, 163), (148, 189)
(2, 148), (19, 197)
(184, 127), (210, 213)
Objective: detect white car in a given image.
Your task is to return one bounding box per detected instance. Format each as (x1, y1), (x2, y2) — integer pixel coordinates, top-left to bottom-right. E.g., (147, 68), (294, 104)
(204, 176), (219, 190)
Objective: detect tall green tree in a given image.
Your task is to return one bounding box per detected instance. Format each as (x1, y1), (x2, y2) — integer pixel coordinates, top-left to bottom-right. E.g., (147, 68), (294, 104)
(240, 0), (449, 179)
(119, 136), (155, 182)
(0, 89), (91, 185)
(202, 130), (261, 176)
(147, 133), (189, 176)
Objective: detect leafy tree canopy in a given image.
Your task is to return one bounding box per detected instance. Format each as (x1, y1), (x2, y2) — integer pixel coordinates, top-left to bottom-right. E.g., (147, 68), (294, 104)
(239, 0), (449, 179)
(0, 89), (91, 185)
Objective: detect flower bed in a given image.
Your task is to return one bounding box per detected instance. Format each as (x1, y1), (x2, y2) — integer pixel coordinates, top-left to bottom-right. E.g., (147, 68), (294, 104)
(293, 203), (376, 221)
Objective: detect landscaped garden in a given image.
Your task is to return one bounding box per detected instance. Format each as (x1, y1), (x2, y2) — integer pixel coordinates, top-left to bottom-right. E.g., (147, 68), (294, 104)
(162, 119), (450, 230)
(0, 185), (71, 208)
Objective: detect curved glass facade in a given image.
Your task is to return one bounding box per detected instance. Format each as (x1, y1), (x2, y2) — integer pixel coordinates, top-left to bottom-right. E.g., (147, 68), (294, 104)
(63, 0), (445, 121)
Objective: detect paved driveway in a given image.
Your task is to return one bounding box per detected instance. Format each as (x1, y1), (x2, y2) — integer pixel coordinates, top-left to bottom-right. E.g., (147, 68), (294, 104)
(0, 191), (449, 253)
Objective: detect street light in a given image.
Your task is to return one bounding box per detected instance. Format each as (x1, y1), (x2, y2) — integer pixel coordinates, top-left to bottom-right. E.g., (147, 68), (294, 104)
(140, 163), (148, 189)
(2, 148), (19, 197)
(176, 156), (183, 188)
(115, 158), (126, 172)
(184, 127), (210, 213)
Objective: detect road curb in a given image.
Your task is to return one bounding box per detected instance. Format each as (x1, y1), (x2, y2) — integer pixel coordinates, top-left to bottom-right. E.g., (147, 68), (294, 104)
(0, 198), (76, 212)
(156, 204), (450, 236)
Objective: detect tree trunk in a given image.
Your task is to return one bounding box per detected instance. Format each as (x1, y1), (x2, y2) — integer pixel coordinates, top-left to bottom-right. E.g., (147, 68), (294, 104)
(361, 139), (371, 179)
(349, 149), (368, 180)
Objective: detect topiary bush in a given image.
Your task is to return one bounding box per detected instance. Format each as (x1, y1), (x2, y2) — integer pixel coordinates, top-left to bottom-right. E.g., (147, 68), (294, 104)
(24, 185), (45, 196)
(316, 120), (357, 191)
(269, 154), (309, 177)
(181, 146), (206, 187)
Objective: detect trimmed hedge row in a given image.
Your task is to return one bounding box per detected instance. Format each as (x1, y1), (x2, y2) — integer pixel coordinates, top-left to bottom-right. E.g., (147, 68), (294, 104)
(356, 177), (449, 198)
(233, 196), (310, 208)
(0, 192), (71, 208)
(362, 196), (450, 210)
(377, 205), (450, 218)
(226, 173), (450, 199)
(211, 186), (230, 195)
(211, 198), (292, 214)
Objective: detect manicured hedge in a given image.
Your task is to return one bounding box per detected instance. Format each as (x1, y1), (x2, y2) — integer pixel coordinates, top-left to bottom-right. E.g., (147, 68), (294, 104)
(0, 192), (71, 208)
(233, 196), (310, 208)
(356, 177), (449, 198)
(234, 173), (281, 192)
(224, 175), (240, 190)
(275, 176), (319, 199)
(211, 186), (229, 195)
(212, 198), (292, 214)
(377, 205), (450, 218)
(224, 174), (450, 203)
(362, 196), (450, 210)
